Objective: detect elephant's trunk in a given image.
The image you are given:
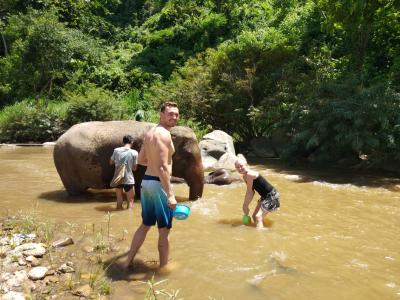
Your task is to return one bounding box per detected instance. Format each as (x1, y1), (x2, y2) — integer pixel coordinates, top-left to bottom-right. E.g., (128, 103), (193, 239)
(185, 166), (204, 200)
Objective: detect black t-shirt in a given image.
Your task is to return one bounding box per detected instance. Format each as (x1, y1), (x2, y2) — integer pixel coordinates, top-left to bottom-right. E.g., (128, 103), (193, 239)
(252, 175), (274, 198)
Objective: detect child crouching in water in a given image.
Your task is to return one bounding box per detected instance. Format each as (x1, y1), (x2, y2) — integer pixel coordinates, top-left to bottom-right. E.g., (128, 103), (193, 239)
(234, 154), (280, 229)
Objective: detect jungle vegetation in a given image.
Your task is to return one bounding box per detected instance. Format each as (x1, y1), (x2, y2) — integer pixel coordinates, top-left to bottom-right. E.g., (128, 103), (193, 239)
(0, 0), (399, 168)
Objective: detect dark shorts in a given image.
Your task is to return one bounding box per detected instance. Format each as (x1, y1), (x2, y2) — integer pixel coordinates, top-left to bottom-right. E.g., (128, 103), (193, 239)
(141, 175), (173, 229)
(260, 188), (280, 213)
(117, 184), (134, 193)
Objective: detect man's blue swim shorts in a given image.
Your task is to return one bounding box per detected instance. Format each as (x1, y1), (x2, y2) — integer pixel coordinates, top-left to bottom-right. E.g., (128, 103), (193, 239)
(141, 175), (173, 229)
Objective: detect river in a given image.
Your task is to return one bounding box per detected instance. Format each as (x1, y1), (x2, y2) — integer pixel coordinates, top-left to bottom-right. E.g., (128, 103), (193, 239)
(0, 146), (399, 299)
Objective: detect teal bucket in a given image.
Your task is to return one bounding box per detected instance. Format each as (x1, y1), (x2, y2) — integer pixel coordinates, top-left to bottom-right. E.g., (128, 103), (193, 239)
(174, 204), (191, 220)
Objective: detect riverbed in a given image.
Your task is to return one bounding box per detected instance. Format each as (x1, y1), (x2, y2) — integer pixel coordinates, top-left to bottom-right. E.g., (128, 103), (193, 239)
(0, 146), (399, 299)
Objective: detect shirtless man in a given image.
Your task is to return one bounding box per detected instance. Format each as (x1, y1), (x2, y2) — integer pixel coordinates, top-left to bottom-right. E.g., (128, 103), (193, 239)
(124, 102), (179, 270)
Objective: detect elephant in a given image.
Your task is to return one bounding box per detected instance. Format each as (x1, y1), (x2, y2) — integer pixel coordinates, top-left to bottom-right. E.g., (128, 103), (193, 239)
(204, 168), (242, 185)
(53, 120), (204, 200)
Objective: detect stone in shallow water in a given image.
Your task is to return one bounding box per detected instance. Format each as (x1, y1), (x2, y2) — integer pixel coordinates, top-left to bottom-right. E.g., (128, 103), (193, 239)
(28, 266), (48, 280)
(52, 237), (74, 248)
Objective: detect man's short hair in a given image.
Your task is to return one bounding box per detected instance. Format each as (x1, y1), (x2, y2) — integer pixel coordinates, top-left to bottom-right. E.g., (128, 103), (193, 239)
(123, 135), (134, 145)
(160, 101), (178, 112)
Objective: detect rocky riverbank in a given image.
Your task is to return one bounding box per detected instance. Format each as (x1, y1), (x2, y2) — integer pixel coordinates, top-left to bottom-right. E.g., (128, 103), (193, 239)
(0, 214), (112, 300)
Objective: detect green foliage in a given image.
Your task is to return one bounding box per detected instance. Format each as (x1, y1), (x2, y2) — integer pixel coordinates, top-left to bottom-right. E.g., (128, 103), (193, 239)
(284, 82), (400, 163)
(0, 9), (101, 103)
(0, 99), (63, 143)
(63, 86), (123, 127)
(0, 0), (399, 167)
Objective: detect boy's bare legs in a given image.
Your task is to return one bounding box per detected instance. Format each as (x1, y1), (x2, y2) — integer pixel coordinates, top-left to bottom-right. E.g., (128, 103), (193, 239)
(252, 202), (264, 229)
(158, 227), (170, 268)
(125, 189), (135, 209)
(124, 224), (151, 269)
(115, 188), (124, 209)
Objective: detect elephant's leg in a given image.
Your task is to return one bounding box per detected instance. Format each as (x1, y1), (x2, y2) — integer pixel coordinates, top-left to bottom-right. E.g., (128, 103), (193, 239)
(62, 177), (88, 195)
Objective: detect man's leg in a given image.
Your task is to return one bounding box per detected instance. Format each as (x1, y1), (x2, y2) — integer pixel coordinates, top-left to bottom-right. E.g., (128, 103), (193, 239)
(126, 188), (135, 209)
(124, 224), (151, 268)
(158, 227), (170, 268)
(115, 188), (124, 209)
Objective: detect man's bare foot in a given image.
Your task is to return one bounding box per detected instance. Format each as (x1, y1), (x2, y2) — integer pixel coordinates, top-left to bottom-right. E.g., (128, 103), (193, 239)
(123, 259), (134, 270)
(157, 261), (179, 275)
(128, 202), (134, 210)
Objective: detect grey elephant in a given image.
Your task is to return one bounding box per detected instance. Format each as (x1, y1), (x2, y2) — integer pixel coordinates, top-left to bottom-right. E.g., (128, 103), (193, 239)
(53, 121), (204, 200)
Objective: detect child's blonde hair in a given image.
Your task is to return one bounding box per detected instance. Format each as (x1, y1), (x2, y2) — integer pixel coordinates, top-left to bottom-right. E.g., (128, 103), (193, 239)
(235, 153), (248, 167)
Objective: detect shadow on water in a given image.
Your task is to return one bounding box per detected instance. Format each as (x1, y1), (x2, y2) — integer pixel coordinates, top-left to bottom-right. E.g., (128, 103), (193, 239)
(39, 189), (191, 205)
(253, 158), (400, 191)
(103, 252), (164, 282)
(38, 189), (116, 203)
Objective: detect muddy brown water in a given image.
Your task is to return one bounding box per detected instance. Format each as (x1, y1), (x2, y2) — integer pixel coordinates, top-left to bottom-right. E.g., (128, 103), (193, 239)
(0, 146), (399, 299)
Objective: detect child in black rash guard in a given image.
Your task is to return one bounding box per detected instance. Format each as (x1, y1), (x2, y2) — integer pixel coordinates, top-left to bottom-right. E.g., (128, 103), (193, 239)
(234, 154), (280, 229)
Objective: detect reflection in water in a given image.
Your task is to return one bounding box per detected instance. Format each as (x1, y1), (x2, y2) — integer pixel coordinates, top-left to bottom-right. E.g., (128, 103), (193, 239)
(1, 146), (400, 300)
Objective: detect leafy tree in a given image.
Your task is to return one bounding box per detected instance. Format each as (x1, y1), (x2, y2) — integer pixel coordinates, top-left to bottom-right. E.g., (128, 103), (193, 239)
(0, 10), (101, 103)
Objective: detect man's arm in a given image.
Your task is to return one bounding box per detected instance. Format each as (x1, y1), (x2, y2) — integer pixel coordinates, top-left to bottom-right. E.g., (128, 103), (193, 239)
(156, 132), (177, 209)
(242, 176), (255, 215)
(137, 142), (147, 166)
(109, 150), (116, 165)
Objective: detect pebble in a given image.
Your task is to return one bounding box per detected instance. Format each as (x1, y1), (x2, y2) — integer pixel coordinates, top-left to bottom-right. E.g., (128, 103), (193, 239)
(25, 255), (40, 267)
(28, 266), (48, 280)
(23, 246), (46, 257)
(46, 276), (59, 284)
(58, 263), (75, 273)
(0, 246), (8, 258)
(82, 246), (94, 253)
(18, 258), (27, 266)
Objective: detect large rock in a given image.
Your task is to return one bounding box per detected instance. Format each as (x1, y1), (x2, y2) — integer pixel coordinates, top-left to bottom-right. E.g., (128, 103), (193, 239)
(213, 152), (237, 170)
(53, 121), (204, 200)
(199, 130), (236, 171)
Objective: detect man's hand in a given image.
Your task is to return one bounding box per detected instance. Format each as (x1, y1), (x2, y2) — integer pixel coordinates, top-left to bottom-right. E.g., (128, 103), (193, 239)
(242, 204), (250, 215)
(168, 195), (177, 210)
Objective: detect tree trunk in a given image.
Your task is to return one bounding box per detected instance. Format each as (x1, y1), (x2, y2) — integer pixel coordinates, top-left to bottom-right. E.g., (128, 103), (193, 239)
(1, 33), (8, 56)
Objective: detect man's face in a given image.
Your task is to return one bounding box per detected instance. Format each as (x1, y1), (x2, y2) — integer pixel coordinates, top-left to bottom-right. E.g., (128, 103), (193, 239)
(160, 106), (179, 129)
